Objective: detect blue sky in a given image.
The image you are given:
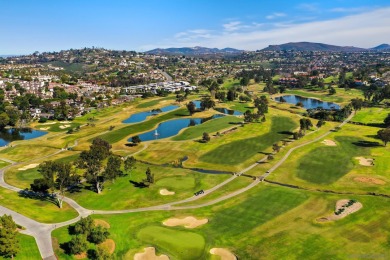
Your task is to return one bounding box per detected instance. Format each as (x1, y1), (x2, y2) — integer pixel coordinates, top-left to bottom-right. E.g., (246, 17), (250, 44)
(1, 0), (389, 54)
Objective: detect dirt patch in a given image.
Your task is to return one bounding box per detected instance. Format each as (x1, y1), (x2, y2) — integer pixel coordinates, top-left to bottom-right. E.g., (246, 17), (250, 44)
(74, 252), (87, 259)
(316, 199), (363, 222)
(354, 177), (385, 185)
(210, 248), (237, 260)
(134, 247), (169, 260)
(159, 189), (175, 196)
(355, 157), (374, 166)
(321, 139), (337, 146)
(99, 239), (115, 254)
(40, 127), (50, 130)
(59, 124), (71, 129)
(163, 216), (208, 228)
(18, 163), (39, 171)
(94, 219), (111, 228)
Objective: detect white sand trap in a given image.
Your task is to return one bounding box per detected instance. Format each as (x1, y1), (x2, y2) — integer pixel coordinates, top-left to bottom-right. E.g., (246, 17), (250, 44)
(40, 127), (50, 130)
(41, 122), (56, 125)
(60, 121), (71, 124)
(321, 139), (337, 146)
(354, 177), (385, 185)
(59, 124), (71, 129)
(355, 157), (374, 166)
(210, 248), (237, 260)
(159, 189), (175, 196)
(317, 199), (363, 222)
(134, 247), (169, 260)
(18, 163), (39, 171)
(163, 216), (208, 228)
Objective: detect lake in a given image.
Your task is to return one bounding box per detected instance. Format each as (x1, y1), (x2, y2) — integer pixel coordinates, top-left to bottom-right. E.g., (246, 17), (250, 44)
(274, 95), (340, 110)
(129, 114), (224, 142)
(123, 105), (179, 124)
(0, 128), (47, 146)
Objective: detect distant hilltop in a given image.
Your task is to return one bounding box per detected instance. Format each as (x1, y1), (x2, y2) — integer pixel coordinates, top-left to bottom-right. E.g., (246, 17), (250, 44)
(261, 42), (390, 52)
(145, 46), (243, 55)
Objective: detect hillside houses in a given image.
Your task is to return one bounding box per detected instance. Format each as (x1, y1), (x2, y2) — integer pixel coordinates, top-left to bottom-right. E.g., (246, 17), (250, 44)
(123, 81), (196, 94)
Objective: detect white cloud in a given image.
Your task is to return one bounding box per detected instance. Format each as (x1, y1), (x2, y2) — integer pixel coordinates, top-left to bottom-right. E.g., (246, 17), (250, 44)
(297, 3), (319, 12)
(149, 7), (390, 50)
(266, 12), (286, 20)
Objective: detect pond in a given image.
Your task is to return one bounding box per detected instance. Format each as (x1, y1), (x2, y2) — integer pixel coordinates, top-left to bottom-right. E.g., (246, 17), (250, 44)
(0, 128), (47, 146)
(274, 95), (340, 110)
(123, 105), (179, 124)
(128, 114), (225, 142)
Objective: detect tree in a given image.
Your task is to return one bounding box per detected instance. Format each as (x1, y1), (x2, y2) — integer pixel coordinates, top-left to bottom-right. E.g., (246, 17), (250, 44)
(384, 113), (390, 127)
(88, 226), (110, 244)
(328, 86), (336, 95)
(240, 77), (250, 86)
(37, 161), (77, 208)
(215, 91), (226, 102)
(0, 215), (19, 259)
(254, 96), (268, 116)
(202, 132), (210, 143)
(299, 118), (313, 133)
(77, 138), (112, 194)
(316, 120), (326, 128)
(272, 143), (281, 153)
(377, 128), (390, 146)
(186, 101), (196, 116)
(227, 89), (236, 101)
(88, 247), (112, 260)
(124, 156), (136, 177)
(0, 112), (9, 130)
(74, 216), (94, 235)
(131, 135), (141, 145)
(68, 235), (88, 255)
(200, 96), (215, 111)
(104, 155), (122, 182)
(143, 167), (154, 187)
(351, 98), (363, 112)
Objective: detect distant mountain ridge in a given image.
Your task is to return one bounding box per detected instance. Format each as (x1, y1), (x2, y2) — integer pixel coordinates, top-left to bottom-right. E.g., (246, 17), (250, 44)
(370, 44), (390, 51)
(261, 42), (368, 52)
(145, 46), (243, 55)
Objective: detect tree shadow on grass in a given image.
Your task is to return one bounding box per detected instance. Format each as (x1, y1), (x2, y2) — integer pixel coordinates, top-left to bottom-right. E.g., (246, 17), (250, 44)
(59, 241), (72, 255)
(352, 140), (381, 147)
(129, 180), (148, 188)
(258, 151), (272, 155)
(278, 131), (294, 135)
(18, 189), (57, 206)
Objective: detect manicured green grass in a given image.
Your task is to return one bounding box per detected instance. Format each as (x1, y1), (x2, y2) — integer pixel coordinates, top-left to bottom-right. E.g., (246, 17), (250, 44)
(296, 136), (370, 184)
(221, 79), (240, 90)
(138, 226), (206, 259)
(172, 116), (242, 141)
(0, 187), (78, 223)
(0, 234), (41, 260)
(0, 160), (10, 169)
(352, 107), (389, 125)
(136, 96), (175, 108)
(98, 108), (189, 143)
(200, 117), (296, 165)
(68, 162), (228, 210)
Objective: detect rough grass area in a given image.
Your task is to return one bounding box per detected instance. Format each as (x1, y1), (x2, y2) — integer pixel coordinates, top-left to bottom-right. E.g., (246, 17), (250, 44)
(352, 107), (389, 125)
(172, 116), (242, 141)
(0, 187), (78, 223)
(296, 136), (371, 184)
(200, 117), (296, 165)
(136, 96), (175, 108)
(137, 226), (206, 259)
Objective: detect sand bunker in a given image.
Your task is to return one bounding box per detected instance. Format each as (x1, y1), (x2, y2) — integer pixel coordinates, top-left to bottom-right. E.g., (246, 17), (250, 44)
(355, 157), (374, 166)
(41, 122), (56, 125)
(210, 248), (237, 260)
(40, 127), (50, 130)
(99, 239), (115, 254)
(18, 163), (39, 171)
(163, 216), (208, 228)
(134, 247), (169, 260)
(321, 139), (337, 146)
(354, 177), (385, 185)
(94, 219), (111, 228)
(317, 199), (363, 222)
(59, 124), (71, 129)
(60, 121), (71, 124)
(159, 189), (175, 196)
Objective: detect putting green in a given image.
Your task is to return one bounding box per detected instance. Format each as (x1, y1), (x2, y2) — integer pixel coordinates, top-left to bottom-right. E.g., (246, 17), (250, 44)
(137, 226), (206, 259)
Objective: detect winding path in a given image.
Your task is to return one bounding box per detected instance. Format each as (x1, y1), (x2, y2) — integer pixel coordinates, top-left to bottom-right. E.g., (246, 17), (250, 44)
(0, 113), (354, 259)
